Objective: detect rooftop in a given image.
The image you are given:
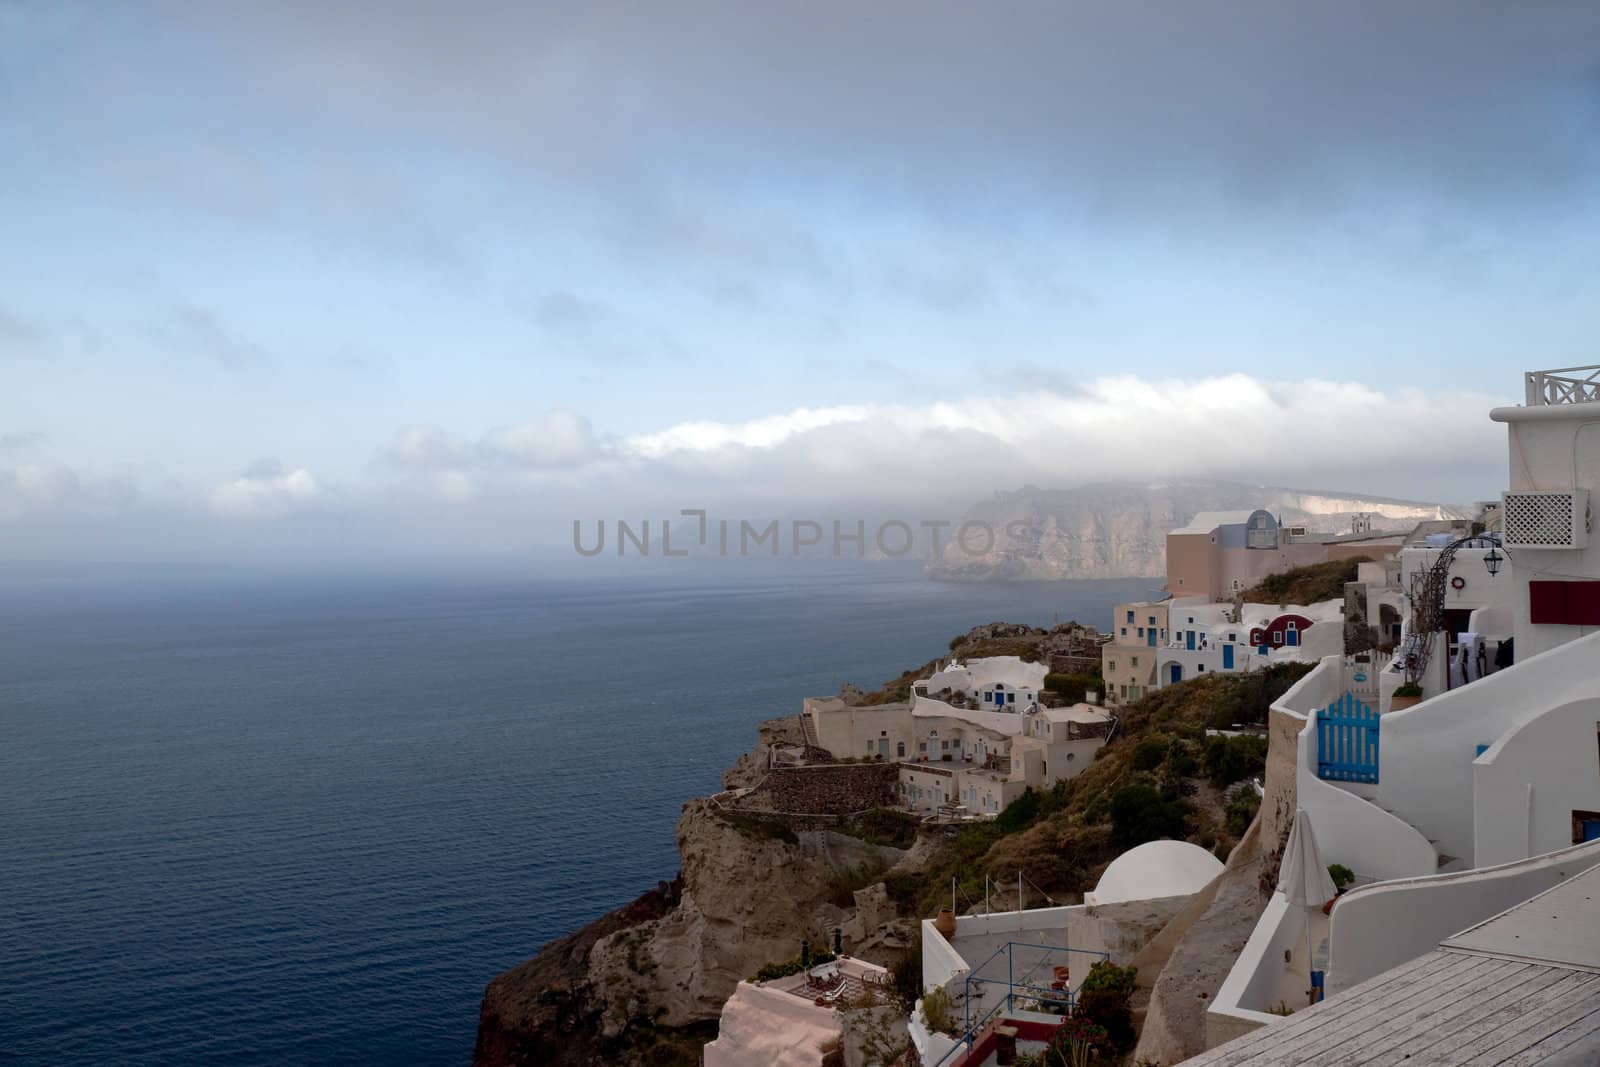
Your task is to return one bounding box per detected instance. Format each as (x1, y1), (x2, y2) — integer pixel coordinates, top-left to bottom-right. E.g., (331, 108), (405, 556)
(1171, 510), (1258, 535)
(1183, 866), (1600, 1065)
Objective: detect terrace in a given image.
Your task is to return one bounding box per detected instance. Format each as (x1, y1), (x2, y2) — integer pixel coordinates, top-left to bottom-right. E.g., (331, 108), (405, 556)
(1525, 363), (1600, 406)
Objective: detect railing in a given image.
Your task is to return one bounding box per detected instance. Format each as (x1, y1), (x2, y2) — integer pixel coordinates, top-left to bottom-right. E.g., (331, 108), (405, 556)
(1526, 365), (1600, 406)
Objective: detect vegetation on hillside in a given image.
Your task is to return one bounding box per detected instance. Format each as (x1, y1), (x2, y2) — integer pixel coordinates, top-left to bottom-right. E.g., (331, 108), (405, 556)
(1240, 556), (1370, 606)
(883, 663), (1311, 921)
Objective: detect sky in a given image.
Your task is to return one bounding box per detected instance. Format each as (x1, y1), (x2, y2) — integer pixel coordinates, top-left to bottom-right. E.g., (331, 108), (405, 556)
(2, 1), (1598, 570)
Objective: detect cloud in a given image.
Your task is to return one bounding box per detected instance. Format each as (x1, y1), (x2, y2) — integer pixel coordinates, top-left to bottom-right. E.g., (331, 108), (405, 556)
(209, 457), (322, 519)
(362, 373), (1505, 514)
(173, 1), (1600, 230)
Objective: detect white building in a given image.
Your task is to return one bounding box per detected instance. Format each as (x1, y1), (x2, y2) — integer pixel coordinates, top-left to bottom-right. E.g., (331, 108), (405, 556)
(1206, 365), (1600, 1047)
(1155, 597), (1344, 689)
(911, 657), (1050, 731)
(913, 841), (1224, 1066)
(705, 955), (893, 1067)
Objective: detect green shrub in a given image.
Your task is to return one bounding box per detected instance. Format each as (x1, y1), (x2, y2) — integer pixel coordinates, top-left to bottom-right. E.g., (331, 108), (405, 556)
(1203, 734), (1268, 787)
(1328, 863), (1355, 891)
(1225, 788), (1261, 836)
(1132, 738), (1167, 771)
(1109, 783), (1188, 848)
(997, 788), (1043, 833)
(753, 948), (836, 982)
(1043, 671), (1101, 702)
(1076, 960), (1138, 1051)
(920, 986), (957, 1034)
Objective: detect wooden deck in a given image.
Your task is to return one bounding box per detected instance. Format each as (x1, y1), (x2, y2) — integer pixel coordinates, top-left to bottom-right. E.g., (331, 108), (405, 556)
(1184, 948), (1600, 1065)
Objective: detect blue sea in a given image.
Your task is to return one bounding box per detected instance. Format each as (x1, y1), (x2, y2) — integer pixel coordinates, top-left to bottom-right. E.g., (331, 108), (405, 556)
(0, 562), (1150, 1064)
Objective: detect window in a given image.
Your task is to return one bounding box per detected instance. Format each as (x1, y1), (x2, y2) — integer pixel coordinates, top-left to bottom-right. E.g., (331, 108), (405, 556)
(897, 742), (906, 758)
(1126, 610), (1134, 623)
(866, 741), (874, 753)
(1148, 615), (1156, 625)
(1131, 656), (1139, 667)
(1273, 632), (1283, 645)
(1007, 692), (1015, 704)
(1109, 661), (1117, 672)
(1120, 627), (1128, 636)
(1120, 685), (1129, 698)
(1188, 616), (1194, 624)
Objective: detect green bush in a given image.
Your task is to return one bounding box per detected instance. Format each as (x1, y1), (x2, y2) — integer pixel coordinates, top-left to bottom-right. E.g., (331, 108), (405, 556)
(997, 788), (1043, 833)
(1132, 738), (1167, 771)
(1203, 734), (1268, 787)
(1109, 783), (1188, 848)
(1043, 671), (1101, 702)
(1076, 960), (1138, 1051)
(753, 948), (836, 982)
(1225, 788), (1261, 836)
(1328, 863), (1355, 891)
(920, 986), (957, 1034)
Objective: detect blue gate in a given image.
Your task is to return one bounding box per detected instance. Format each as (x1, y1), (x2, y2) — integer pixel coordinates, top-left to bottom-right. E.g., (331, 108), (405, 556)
(1316, 693), (1380, 783)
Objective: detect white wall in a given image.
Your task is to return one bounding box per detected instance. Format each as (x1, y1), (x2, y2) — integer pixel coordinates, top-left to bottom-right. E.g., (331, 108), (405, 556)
(1327, 839), (1600, 993)
(1208, 894), (1310, 1028)
(1293, 699), (1437, 882)
(1491, 403), (1600, 660)
(1474, 697), (1600, 867)
(920, 917), (973, 993)
(1372, 630), (1600, 865)
(911, 698), (1027, 736)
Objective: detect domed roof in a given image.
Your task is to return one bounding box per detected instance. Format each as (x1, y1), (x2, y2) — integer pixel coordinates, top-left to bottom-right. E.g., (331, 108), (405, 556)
(1089, 840), (1223, 904)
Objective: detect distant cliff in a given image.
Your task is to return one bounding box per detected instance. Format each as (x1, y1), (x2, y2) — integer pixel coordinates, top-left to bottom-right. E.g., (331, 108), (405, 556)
(927, 480), (1461, 581)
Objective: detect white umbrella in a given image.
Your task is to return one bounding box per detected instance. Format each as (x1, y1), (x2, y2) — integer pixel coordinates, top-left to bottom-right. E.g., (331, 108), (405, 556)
(1278, 808), (1337, 907)
(1277, 808), (1336, 1006)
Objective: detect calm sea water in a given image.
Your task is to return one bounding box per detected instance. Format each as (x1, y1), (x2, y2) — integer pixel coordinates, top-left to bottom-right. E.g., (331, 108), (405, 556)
(0, 563), (1150, 1064)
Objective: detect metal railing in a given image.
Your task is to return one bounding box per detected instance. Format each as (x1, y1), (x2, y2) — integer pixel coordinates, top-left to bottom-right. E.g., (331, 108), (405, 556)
(1526, 365), (1600, 406)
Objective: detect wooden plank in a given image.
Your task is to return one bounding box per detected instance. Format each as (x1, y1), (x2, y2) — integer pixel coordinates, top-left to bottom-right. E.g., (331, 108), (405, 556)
(1185, 952), (1479, 1066)
(1292, 957), (1535, 1065)
(1362, 965), (1584, 1065)
(1471, 992), (1600, 1067)
(1422, 971), (1600, 1065)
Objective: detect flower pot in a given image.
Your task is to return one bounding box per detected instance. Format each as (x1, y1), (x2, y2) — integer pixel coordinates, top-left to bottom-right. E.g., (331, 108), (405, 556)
(935, 908), (957, 938)
(1390, 693), (1423, 711)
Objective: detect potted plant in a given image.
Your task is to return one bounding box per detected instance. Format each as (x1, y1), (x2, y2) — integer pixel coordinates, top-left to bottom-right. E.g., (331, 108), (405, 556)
(1391, 682), (1424, 711)
(934, 907), (957, 938)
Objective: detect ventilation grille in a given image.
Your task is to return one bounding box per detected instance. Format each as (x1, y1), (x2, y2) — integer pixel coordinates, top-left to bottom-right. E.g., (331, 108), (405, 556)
(1502, 490), (1590, 550)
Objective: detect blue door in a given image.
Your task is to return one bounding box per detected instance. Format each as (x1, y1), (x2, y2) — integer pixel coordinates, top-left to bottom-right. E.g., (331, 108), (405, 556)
(1316, 694), (1380, 784)
(1186, 631), (1196, 651)
(1583, 819), (1600, 843)
(1169, 664), (1182, 685)
(1147, 629), (1157, 647)
(1223, 645), (1235, 670)
(1287, 627), (1299, 647)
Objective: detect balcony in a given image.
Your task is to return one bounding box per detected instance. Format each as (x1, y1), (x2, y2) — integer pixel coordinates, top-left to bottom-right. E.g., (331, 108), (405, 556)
(1525, 365), (1600, 406)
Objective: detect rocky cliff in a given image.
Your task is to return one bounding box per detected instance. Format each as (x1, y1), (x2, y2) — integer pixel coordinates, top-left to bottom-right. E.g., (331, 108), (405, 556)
(927, 479), (1461, 581)
(472, 723), (916, 1067)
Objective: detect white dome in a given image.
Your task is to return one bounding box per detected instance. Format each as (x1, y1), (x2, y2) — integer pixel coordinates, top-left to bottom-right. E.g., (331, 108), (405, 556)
(1090, 840), (1223, 904)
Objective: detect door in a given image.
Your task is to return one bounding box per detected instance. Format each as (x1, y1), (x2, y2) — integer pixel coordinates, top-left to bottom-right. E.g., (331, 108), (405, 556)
(1169, 664), (1182, 685)
(1583, 819), (1600, 843)
(1287, 624), (1299, 647)
(1223, 645), (1235, 670)
(1147, 629), (1157, 647)
(1186, 630), (1196, 651)
(878, 738), (889, 758)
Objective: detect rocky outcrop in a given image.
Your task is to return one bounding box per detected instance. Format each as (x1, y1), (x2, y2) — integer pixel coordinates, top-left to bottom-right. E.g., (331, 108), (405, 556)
(473, 795), (911, 1066)
(928, 480), (1459, 581)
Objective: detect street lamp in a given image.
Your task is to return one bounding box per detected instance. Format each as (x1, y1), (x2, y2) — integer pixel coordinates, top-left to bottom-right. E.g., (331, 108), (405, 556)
(1484, 547), (1504, 577)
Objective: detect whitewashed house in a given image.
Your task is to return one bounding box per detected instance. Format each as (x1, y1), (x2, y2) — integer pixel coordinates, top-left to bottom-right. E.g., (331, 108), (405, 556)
(1207, 365), (1600, 1045)
(911, 657), (1049, 732)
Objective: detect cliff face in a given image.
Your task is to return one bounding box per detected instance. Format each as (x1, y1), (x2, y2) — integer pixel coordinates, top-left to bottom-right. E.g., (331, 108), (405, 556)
(473, 792), (911, 1067)
(927, 479), (1459, 581)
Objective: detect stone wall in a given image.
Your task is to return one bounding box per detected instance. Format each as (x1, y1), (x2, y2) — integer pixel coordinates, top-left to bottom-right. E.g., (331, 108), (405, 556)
(736, 763), (900, 815)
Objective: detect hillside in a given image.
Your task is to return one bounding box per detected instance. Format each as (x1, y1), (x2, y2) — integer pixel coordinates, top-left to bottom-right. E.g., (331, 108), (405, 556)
(1239, 555), (1370, 606)
(927, 479), (1458, 580)
(881, 663), (1312, 920)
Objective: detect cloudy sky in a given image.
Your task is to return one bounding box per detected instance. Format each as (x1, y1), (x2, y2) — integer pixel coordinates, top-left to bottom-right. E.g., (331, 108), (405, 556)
(3, 1), (1597, 569)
